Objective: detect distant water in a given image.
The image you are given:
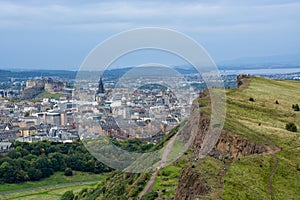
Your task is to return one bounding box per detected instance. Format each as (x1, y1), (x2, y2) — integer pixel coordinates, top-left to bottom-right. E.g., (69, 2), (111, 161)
(221, 68), (300, 75)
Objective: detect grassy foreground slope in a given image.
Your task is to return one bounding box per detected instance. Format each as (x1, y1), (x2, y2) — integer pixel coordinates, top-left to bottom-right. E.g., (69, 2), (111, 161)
(0, 171), (107, 200)
(223, 77), (300, 199)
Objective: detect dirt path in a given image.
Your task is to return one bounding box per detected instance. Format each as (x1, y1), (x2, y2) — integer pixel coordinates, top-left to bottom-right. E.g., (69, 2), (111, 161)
(263, 145), (281, 200)
(138, 134), (177, 199)
(269, 155), (279, 200)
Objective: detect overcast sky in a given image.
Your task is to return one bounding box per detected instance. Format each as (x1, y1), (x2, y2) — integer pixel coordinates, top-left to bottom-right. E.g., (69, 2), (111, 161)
(0, 0), (299, 70)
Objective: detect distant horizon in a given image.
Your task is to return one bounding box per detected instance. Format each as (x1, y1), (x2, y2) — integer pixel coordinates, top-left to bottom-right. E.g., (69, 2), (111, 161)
(0, 1), (299, 70)
(1, 52), (300, 72)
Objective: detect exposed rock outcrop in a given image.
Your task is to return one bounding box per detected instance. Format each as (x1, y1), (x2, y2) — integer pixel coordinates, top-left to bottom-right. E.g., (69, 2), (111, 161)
(209, 130), (266, 160)
(190, 87), (266, 159)
(174, 86), (267, 200)
(174, 165), (210, 200)
(176, 90), (210, 150)
(237, 74), (250, 88)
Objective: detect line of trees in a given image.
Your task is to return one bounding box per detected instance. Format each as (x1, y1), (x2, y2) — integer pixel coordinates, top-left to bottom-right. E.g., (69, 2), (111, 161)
(0, 141), (111, 183)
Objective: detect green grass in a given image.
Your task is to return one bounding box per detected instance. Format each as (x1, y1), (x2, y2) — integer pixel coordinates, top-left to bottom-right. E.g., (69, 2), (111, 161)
(0, 171), (106, 192)
(0, 171), (107, 200)
(36, 90), (61, 100)
(1, 183), (98, 200)
(222, 77), (300, 199)
(194, 157), (226, 200)
(143, 77), (300, 200)
(223, 155), (273, 200)
(152, 160), (186, 198)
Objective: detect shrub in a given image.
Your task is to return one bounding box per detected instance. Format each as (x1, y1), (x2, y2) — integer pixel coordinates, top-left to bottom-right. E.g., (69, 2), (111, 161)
(61, 191), (74, 200)
(249, 97), (255, 102)
(292, 104), (300, 111)
(141, 191), (158, 200)
(64, 167), (73, 176)
(275, 100), (279, 104)
(286, 123), (297, 132)
(161, 170), (171, 176)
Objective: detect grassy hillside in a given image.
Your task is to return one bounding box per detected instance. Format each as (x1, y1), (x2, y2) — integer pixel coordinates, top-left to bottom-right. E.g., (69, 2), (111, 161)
(0, 171), (107, 200)
(223, 77), (300, 199)
(149, 77), (300, 200)
(36, 90), (62, 100)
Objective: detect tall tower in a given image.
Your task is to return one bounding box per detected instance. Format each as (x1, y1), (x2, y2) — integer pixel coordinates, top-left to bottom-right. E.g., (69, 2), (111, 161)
(97, 77), (105, 94)
(95, 76), (105, 102)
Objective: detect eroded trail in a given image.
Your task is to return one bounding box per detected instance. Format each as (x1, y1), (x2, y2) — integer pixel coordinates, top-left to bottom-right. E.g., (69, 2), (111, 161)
(269, 155), (279, 200)
(138, 134), (177, 199)
(265, 145), (281, 200)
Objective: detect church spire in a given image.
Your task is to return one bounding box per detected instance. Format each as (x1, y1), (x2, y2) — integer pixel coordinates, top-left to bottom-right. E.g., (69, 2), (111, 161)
(97, 76), (105, 94)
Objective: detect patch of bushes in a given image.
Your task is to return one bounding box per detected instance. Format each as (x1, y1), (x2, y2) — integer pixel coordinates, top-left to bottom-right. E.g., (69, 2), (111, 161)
(0, 141), (111, 184)
(64, 167), (73, 176)
(141, 191), (159, 200)
(286, 122), (297, 132)
(292, 104), (300, 111)
(61, 190), (74, 200)
(141, 192), (158, 200)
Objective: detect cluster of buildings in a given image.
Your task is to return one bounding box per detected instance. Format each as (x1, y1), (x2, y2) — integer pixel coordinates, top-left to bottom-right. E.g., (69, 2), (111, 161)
(0, 96), (79, 145)
(0, 89), (21, 99)
(75, 76), (194, 142)
(1, 68), (299, 151)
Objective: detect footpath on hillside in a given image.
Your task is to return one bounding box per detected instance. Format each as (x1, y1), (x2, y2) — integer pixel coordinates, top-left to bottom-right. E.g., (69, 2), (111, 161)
(138, 134), (178, 199)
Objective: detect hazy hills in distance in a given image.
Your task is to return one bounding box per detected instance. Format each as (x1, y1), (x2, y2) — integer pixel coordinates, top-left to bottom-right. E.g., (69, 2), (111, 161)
(1, 53), (300, 77)
(216, 53), (300, 70)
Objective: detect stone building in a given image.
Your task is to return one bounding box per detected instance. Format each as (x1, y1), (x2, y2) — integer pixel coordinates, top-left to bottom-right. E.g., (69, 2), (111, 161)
(26, 78), (66, 93)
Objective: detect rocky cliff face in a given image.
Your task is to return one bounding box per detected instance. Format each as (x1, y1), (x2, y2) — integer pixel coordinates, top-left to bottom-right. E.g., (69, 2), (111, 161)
(209, 130), (266, 160)
(174, 165), (210, 200)
(174, 88), (267, 200)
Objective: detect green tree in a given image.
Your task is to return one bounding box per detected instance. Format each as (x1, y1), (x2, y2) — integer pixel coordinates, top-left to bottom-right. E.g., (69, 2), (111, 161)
(66, 154), (85, 171)
(46, 146), (57, 155)
(49, 152), (66, 171)
(64, 168), (73, 176)
(31, 148), (42, 156)
(33, 157), (53, 178)
(15, 169), (29, 182)
(23, 153), (38, 161)
(7, 149), (22, 159)
(0, 161), (16, 183)
(27, 167), (42, 181)
(15, 146), (29, 157)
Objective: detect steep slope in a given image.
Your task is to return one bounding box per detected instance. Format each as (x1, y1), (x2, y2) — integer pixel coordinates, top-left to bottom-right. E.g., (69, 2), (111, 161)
(221, 76), (300, 200)
(155, 76), (300, 200)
